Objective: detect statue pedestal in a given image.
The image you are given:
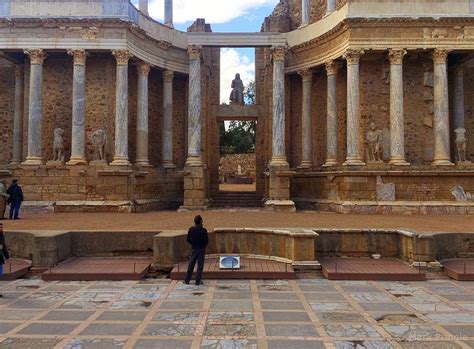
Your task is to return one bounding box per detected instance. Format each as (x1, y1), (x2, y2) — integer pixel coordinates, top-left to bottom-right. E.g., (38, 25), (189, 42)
(264, 162), (295, 212)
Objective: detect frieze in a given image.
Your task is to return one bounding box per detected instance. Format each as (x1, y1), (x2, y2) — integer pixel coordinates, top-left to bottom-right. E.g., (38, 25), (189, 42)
(158, 40), (172, 50)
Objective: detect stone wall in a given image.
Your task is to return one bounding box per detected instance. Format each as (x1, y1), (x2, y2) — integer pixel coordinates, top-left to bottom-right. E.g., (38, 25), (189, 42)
(219, 154), (257, 181)
(0, 67), (14, 165)
(463, 65), (474, 160)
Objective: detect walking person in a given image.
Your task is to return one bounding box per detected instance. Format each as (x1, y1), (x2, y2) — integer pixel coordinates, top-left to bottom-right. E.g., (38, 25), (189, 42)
(0, 180), (8, 220)
(0, 225), (10, 298)
(184, 215), (209, 285)
(6, 179), (23, 220)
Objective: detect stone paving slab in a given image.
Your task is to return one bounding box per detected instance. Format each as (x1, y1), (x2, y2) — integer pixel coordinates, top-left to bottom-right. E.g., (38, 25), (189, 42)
(0, 278), (473, 348)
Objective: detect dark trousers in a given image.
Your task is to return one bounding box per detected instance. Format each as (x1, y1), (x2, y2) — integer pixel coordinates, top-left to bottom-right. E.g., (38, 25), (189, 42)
(9, 201), (21, 220)
(185, 248), (205, 284)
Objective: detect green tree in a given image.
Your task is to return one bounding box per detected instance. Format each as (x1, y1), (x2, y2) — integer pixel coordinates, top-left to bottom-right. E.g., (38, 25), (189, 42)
(244, 81), (256, 105)
(219, 121), (256, 154)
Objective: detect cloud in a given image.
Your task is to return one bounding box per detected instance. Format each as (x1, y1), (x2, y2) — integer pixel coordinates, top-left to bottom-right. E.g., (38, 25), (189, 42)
(220, 48), (255, 104)
(147, 0), (279, 24)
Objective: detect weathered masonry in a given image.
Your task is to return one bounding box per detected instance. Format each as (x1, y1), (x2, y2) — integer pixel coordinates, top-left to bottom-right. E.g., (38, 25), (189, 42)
(0, 0), (473, 214)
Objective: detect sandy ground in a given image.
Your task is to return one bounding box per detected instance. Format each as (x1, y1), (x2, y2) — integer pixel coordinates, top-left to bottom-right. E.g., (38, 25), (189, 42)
(0, 211), (473, 233)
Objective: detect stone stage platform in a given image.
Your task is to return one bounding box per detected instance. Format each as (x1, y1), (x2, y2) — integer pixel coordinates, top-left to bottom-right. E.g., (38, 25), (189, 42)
(443, 259), (474, 281)
(170, 257), (296, 280)
(1, 259), (32, 281)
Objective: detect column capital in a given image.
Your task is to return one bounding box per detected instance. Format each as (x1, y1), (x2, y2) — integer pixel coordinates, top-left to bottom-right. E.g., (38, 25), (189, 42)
(67, 49), (88, 66)
(343, 49), (364, 65)
(432, 49), (451, 65)
(270, 46), (287, 62)
(163, 70), (174, 82)
(24, 49), (46, 65)
(137, 62), (151, 76)
(298, 69), (313, 82)
(325, 60), (340, 75)
(388, 49), (407, 65)
(112, 50), (133, 65)
(187, 45), (202, 60)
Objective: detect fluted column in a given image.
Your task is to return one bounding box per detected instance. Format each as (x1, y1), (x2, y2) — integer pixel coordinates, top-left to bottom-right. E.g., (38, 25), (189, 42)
(139, 0), (148, 15)
(453, 66), (465, 130)
(343, 49), (365, 166)
(324, 60), (339, 167)
(165, 0), (173, 28)
(298, 69), (313, 168)
(136, 62), (151, 167)
(111, 50), (133, 166)
(432, 49), (453, 166)
(10, 66), (24, 165)
(67, 49), (88, 165)
(186, 45), (202, 166)
(388, 49), (409, 166)
(327, 0), (336, 14)
(162, 70), (175, 168)
(270, 46), (288, 166)
(301, 0), (310, 27)
(23, 49), (45, 166)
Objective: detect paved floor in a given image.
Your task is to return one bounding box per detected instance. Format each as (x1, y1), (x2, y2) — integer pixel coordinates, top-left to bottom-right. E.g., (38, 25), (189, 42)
(2, 211), (474, 234)
(1, 278), (474, 348)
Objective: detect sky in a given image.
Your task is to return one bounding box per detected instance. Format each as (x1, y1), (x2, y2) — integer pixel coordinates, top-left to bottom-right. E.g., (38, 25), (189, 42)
(132, 0), (279, 103)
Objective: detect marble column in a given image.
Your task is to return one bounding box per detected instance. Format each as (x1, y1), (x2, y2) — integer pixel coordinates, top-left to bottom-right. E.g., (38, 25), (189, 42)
(388, 49), (410, 166)
(432, 49), (453, 166)
(301, 0), (310, 27)
(453, 66), (465, 130)
(162, 70), (175, 168)
(324, 60), (339, 167)
(136, 62), (151, 167)
(165, 0), (173, 28)
(298, 69), (313, 168)
(186, 45), (202, 166)
(10, 66), (24, 165)
(111, 50), (133, 166)
(327, 0), (336, 14)
(343, 49), (365, 166)
(139, 0), (148, 15)
(270, 46), (288, 166)
(67, 49), (88, 165)
(23, 49), (45, 166)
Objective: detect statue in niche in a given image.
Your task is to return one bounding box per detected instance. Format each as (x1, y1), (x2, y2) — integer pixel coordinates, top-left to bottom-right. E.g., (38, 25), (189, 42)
(451, 185), (473, 202)
(90, 129), (107, 162)
(366, 121), (384, 163)
(230, 73), (244, 105)
(52, 127), (65, 162)
(454, 127), (469, 163)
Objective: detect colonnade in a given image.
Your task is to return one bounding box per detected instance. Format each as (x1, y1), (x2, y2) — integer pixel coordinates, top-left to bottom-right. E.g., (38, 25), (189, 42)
(13, 49), (176, 168)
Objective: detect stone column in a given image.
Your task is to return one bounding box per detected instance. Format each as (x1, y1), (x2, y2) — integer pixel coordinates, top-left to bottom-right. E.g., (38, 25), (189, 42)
(271, 46), (287, 166)
(432, 49), (453, 166)
(67, 49), (88, 165)
(10, 66), (24, 165)
(301, 0), (310, 27)
(23, 49), (45, 166)
(136, 62), (151, 167)
(139, 0), (148, 15)
(186, 45), (202, 166)
(111, 50), (133, 166)
(343, 49), (365, 166)
(162, 70), (175, 168)
(388, 49), (410, 166)
(298, 69), (313, 168)
(324, 60), (338, 167)
(327, 0), (336, 14)
(165, 0), (173, 28)
(453, 65), (465, 130)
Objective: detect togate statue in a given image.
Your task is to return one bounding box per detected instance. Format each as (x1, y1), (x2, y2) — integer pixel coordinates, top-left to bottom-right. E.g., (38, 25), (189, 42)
(454, 127), (469, 163)
(53, 127), (65, 162)
(230, 73), (244, 105)
(366, 121), (384, 163)
(90, 129), (107, 162)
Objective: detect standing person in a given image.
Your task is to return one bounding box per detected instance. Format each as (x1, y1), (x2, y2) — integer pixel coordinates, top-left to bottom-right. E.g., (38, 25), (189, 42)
(0, 225), (10, 298)
(0, 180), (8, 220)
(7, 179), (23, 220)
(184, 215), (209, 285)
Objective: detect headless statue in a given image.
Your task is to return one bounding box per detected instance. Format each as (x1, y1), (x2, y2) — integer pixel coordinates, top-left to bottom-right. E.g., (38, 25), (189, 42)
(230, 73), (244, 105)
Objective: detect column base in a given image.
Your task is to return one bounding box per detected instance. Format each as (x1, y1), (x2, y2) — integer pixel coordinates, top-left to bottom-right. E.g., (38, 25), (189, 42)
(135, 159), (152, 167)
(298, 161), (313, 169)
(323, 159), (338, 167)
(264, 200), (296, 212)
(162, 161), (176, 169)
(343, 158), (366, 166)
(22, 157), (44, 166)
(431, 159), (454, 166)
(389, 157), (410, 166)
(110, 157), (131, 166)
(9, 161), (22, 166)
(67, 157), (88, 166)
(185, 156), (203, 167)
(270, 155), (289, 167)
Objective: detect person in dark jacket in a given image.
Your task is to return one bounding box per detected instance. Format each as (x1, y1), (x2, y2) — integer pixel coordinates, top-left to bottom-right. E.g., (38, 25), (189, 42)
(6, 179), (23, 220)
(0, 226), (10, 298)
(184, 215), (209, 285)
